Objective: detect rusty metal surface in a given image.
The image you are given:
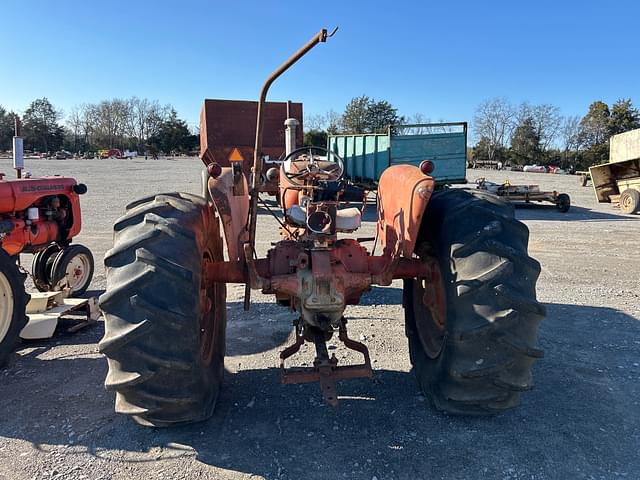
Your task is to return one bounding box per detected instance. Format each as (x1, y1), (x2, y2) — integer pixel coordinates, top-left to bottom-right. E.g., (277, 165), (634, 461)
(412, 255), (447, 359)
(199, 99), (303, 168)
(207, 167), (249, 262)
(279, 319), (372, 406)
(376, 164), (435, 258)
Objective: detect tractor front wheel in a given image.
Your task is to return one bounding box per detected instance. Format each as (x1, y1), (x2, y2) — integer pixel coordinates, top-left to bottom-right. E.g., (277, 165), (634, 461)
(0, 250), (29, 367)
(404, 189), (545, 414)
(99, 192), (227, 427)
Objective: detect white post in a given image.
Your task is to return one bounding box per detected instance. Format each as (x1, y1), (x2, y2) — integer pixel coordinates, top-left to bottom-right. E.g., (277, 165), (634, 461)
(13, 118), (24, 178)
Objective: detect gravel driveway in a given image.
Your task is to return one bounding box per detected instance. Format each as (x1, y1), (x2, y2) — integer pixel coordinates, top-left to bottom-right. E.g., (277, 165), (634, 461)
(0, 158), (638, 480)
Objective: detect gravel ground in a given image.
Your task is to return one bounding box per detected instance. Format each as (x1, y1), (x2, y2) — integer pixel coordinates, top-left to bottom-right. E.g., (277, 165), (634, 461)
(0, 157), (638, 480)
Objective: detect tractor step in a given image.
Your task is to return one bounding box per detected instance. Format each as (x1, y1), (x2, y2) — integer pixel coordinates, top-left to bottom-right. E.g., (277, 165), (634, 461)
(20, 291), (100, 340)
(279, 320), (373, 406)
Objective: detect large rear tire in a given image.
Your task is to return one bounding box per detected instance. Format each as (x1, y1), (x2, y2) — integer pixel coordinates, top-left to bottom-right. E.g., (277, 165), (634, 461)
(404, 189), (545, 414)
(0, 250), (29, 367)
(99, 192), (227, 427)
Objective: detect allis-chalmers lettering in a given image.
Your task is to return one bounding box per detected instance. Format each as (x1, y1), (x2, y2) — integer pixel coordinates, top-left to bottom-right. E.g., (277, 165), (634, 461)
(21, 184), (66, 193)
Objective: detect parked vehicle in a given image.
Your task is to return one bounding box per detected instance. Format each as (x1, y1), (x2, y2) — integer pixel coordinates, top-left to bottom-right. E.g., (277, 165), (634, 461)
(523, 165), (547, 173)
(1, 122), (93, 366)
(590, 128), (640, 214)
(328, 123), (467, 188)
(54, 150), (73, 160)
(98, 149), (122, 159)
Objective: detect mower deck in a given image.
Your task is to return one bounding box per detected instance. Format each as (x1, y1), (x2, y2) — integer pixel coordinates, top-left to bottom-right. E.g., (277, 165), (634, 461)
(20, 291), (100, 340)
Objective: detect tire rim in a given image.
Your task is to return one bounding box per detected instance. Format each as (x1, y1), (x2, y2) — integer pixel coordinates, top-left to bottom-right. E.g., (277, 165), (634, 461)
(413, 258), (448, 359)
(56, 253), (91, 293)
(621, 194), (632, 211)
(0, 271), (14, 342)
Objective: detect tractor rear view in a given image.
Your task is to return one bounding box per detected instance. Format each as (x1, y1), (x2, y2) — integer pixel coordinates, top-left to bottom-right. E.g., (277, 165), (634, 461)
(99, 28), (545, 427)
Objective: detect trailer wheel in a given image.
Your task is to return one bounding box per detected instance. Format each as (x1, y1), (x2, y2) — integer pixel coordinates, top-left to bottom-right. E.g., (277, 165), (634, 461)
(50, 245), (94, 296)
(579, 174), (588, 187)
(99, 192), (227, 427)
(0, 250), (29, 367)
(620, 189), (640, 214)
(404, 189), (545, 414)
(556, 193), (571, 213)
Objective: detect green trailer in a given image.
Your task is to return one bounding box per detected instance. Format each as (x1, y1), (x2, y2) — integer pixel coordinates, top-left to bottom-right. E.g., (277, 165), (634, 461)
(328, 122), (467, 188)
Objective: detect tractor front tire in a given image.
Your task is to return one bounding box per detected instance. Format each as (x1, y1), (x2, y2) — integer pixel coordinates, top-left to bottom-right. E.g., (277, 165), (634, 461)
(404, 189), (545, 414)
(0, 250), (29, 367)
(99, 192), (226, 427)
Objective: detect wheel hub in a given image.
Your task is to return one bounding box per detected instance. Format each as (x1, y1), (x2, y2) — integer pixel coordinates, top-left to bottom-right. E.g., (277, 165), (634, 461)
(414, 257), (447, 359)
(56, 253), (91, 292)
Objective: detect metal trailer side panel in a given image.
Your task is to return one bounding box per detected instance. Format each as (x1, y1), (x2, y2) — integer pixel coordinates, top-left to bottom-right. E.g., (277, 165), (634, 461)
(328, 122), (467, 187)
(328, 134), (390, 185)
(610, 128), (640, 164)
(390, 131), (467, 183)
(200, 99), (303, 168)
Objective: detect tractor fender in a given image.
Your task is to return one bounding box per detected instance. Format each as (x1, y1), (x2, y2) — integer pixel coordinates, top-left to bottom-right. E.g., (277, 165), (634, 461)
(376, 165), (435, 258)
(206, 167), (249, 262)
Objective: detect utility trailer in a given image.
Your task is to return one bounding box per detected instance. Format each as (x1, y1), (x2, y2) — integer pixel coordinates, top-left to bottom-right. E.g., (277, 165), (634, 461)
(590, 128), (640, 214)
(328, 123), (467, 188)
(475, 178), (571, 212)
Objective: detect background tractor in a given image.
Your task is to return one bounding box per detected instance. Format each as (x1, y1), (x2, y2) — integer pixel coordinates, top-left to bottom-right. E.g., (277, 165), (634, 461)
(0, 120), (94, 366)
(99, 28), (545, 427)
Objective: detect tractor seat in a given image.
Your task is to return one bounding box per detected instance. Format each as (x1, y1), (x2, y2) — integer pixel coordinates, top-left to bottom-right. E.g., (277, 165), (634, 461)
(287, 205), (361, 232)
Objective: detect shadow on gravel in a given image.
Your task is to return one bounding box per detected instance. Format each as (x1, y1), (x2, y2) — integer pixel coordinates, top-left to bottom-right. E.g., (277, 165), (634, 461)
(514, 204), (636, 221)
(0, 303), (638, 479)
(358, 286), (403, 306)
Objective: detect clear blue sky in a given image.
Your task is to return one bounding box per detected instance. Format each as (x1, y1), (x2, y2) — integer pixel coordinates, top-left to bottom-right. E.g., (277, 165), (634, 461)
(1, 0), (638, 136)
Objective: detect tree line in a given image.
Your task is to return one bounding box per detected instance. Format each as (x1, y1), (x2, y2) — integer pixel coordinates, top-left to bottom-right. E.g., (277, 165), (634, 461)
(472, 97), (639, 169)
(305, 95), (640, 170)
(0, 97), (198, 156)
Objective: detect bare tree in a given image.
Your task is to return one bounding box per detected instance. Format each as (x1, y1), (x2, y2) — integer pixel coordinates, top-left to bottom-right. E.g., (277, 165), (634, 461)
(66, 106), (83, 151)
(304, 113), (326, 131)
(517, 102), (562, 151)
(401, 113), (433, 134)
(325, 109), (342, 135)
(473, 97), (515, 161)
(560, 115), (581, 165)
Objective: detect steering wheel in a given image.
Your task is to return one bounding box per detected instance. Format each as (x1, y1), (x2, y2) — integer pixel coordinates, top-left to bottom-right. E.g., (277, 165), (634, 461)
(282, 146), (344, 186)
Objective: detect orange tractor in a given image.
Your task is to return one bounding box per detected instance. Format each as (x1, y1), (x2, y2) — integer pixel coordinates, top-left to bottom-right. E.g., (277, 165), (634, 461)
(0, 121), (94, 366)
(99, 29), (545, 427)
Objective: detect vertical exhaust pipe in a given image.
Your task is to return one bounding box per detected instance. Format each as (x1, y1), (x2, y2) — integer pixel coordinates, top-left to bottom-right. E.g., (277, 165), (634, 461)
(284, 118), (299, 156)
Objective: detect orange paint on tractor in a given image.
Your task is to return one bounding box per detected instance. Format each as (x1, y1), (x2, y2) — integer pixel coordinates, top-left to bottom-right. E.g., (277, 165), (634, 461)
(0, 176), (83, 255)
